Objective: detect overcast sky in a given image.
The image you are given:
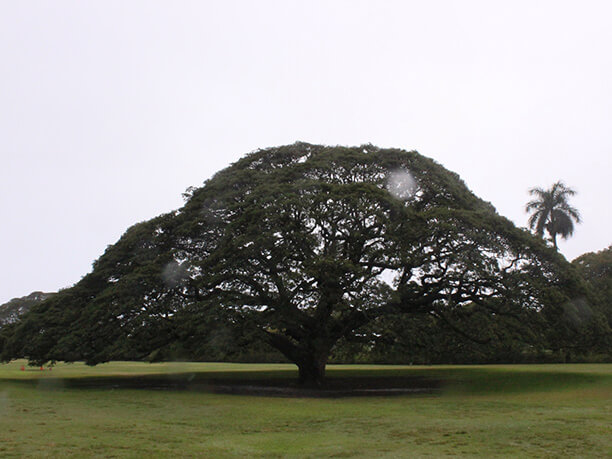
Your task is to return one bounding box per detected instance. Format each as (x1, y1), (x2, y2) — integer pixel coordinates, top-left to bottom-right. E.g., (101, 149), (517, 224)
(1, 1), (610, 304)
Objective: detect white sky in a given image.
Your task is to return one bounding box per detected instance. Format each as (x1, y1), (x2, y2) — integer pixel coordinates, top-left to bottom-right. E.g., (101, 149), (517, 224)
(1, 0), (611, 304)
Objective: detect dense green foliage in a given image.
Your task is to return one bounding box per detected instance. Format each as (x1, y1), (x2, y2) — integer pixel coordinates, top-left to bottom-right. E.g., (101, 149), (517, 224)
(573, 246), (612, 313)
(0, 292), (54, 328)
(573, 246), (612, 330)
(0, 144), (603, 382)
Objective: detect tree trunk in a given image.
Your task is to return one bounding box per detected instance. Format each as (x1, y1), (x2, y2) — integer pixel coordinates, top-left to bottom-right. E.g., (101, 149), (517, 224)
(297, 350), (328, 386)
(263, 329), (332, 386)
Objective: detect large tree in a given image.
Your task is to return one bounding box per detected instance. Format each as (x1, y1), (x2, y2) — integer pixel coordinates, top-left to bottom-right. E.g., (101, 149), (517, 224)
(525, 181), (581, 250)
(1, 144), (588, 384)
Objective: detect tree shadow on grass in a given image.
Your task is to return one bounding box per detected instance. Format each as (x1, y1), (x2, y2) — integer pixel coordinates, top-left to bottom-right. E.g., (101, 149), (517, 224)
(2, 367), (607, 398)
(15, 371), (442, 397)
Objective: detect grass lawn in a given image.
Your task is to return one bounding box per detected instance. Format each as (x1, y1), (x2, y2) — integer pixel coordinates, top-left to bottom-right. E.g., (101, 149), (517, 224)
(0, 361), (610, 457)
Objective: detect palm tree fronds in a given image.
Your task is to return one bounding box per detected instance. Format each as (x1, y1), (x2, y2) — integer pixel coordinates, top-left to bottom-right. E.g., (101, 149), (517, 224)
(525, 180), (581, 249)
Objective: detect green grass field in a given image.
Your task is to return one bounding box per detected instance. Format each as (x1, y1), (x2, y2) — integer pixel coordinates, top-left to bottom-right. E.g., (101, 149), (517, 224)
(0, 361), (610, 457)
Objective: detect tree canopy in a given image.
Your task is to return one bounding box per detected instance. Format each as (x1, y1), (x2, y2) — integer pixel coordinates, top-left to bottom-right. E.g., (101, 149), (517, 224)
(0, 292), (54, 328)
(573, 246), (612, 330)
(0, 144), (594, 383)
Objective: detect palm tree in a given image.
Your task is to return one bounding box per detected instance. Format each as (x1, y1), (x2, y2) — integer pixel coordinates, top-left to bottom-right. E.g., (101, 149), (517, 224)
(525, 181), (581, 250)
